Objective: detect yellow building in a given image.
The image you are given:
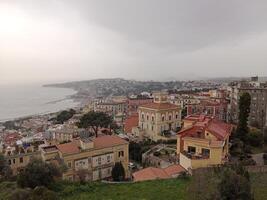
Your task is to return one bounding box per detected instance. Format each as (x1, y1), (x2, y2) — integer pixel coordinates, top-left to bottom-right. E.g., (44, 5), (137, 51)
(5, 145), (41, 175)
(177, 115), (232, 170)
(41, 135), (129, 181)
(137, 92), (182, 141)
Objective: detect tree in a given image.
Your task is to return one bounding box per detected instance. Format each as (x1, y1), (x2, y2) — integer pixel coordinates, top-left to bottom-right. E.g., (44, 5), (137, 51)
(77, 111), (113, 137)
(218, 167), (252, 200)
(0, 153), (12, 180)
(236, 92), (251, 142)
(54, 109), (76, 124)
(17, 158), (61, 189)
(112, 162), (125, 182)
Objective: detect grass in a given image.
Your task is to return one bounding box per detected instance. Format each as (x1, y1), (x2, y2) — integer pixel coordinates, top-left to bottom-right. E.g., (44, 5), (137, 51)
(1, 172), (266, 200)
(57, 178), (190, 200)
(251, 172), (267, 200)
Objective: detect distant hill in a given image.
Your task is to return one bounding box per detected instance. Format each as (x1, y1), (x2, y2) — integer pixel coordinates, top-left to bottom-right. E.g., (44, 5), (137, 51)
(44, 78), (184, 98)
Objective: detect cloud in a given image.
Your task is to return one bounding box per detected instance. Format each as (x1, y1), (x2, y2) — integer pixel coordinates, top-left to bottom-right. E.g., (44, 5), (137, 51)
(1, 0), (267, 84)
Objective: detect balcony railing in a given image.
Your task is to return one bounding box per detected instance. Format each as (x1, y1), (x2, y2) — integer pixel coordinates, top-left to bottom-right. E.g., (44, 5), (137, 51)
(181, 151), (209, 160)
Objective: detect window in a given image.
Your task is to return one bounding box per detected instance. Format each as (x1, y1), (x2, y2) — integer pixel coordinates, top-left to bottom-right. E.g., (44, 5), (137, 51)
(67, 162), (72, 168)
(147, 115), (149, 120)
(98, 157), (101, 165)
(107, 155), (111, 163)
(202, 148), (210, 158)
(169, 115), (172, 121)
(176, 114), (178, 119)
(19, 157), (23, 163)
(119, 151), (124, 157)
(162, 116), (165, 121)
(151, 125), (154, 131)
(152, 116), (154, 121)
(188, 146), (196, 154)
(13, 159), (16, 164)
(8, 160), (11, 165)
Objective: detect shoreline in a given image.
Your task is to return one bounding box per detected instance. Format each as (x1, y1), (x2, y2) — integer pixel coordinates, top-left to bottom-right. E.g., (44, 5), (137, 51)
(0, 85), (84, 124)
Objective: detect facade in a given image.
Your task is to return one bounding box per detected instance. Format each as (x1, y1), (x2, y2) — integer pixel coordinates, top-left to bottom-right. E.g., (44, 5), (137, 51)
(177, 115), (232, 170)
(137, 92), (182, 141)
(5, 145), (41, 175)
(228, 77), (267, 127)
(41, 135), (129, 182)
(126, 96), (153, 116)
(187, 99), (228, 121)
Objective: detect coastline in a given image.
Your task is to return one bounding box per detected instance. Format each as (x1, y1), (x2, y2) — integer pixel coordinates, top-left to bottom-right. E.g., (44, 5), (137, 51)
(0, 85), (83, 124)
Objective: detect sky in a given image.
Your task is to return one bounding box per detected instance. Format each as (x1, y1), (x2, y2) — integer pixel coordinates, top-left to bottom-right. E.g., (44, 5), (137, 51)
(1, 0), (267, 85)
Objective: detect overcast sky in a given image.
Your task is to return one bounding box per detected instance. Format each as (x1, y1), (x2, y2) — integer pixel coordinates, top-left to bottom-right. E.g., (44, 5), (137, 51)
(1, 0), (267, 85)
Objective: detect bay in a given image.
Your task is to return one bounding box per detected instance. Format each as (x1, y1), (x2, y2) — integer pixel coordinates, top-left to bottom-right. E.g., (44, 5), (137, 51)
(0, 84), (79, 122)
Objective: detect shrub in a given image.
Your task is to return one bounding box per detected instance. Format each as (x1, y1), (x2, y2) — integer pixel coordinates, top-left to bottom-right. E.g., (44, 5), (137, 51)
(17, 158), (61, 189)
(112, 162), (125, 182)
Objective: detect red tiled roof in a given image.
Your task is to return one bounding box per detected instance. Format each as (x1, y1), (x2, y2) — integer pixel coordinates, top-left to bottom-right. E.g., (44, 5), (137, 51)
(57, 142), (80, 154)
(124, 114), (139, 133)
(207, 121), (232, 140)
(133, 167), (169, 182)
(93, 135), (128, 149)
(164, 165), (186, 177)
(179, 115), (232, 141)
(139, 102), (179, 110)
(133, 165), (185, 182)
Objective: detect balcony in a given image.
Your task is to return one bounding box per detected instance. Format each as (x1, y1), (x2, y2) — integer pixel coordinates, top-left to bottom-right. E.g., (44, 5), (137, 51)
(179, 151), (210, 170)
(181, 151), (209, 160)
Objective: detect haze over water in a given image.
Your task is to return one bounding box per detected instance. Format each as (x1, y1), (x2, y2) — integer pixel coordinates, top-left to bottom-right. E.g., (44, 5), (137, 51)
(0, 84), (79, 122)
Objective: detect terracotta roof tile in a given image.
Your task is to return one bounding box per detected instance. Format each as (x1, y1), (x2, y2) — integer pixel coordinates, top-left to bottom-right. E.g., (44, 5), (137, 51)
(133, 167), (169, 182)
(124, 114), (139, 133)
(57, 142), (80, 154)
(139, 102), (179, 110)
(93, 135), (128, 149)
(133, 165), (185, 182)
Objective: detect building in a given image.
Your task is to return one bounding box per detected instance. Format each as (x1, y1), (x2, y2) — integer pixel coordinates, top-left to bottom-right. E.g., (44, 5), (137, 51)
(132, 164), (185, 182)
(187, 99), (228, 121)
(126, 96), (154, 116)
(137, 92), (182, 141)
(228, 77), (267, 127)
(177, 115), (232, 170)
(5, 145), (41, 175)
(41, 135), (129, 182)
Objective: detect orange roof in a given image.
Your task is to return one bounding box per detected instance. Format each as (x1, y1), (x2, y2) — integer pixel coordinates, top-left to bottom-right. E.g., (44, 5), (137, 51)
(179, 115), (232, 141)
(207, 121), (232, 140)
(133, 167), (169, 182)
(164, 165), (186, 177)
(139, 102), (179, 110)
(93, 135), (128, 149)
(57, 142), (80, 154)
(124, 114), (139, 133)
(133, 165), (185, 182)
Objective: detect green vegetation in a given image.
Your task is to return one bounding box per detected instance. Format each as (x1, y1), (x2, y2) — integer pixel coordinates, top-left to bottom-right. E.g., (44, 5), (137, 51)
(111, 162), (125, 182)
(1, 171), (267, 200)
(56, 178), (190, 200)
(53, 109), (76, 124)
(17, 159), (61, 189)
(236, 92), (251, 142)
(77, 111), (113, 137)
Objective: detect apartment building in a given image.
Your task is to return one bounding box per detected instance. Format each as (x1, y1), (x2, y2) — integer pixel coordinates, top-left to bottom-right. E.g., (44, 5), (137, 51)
(137, 92), (182, 141)
(41, 135), (129, 181)
(177, 115), (232, 170)
(187, 99), (228, 121)
(228, 77), (267, 127)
